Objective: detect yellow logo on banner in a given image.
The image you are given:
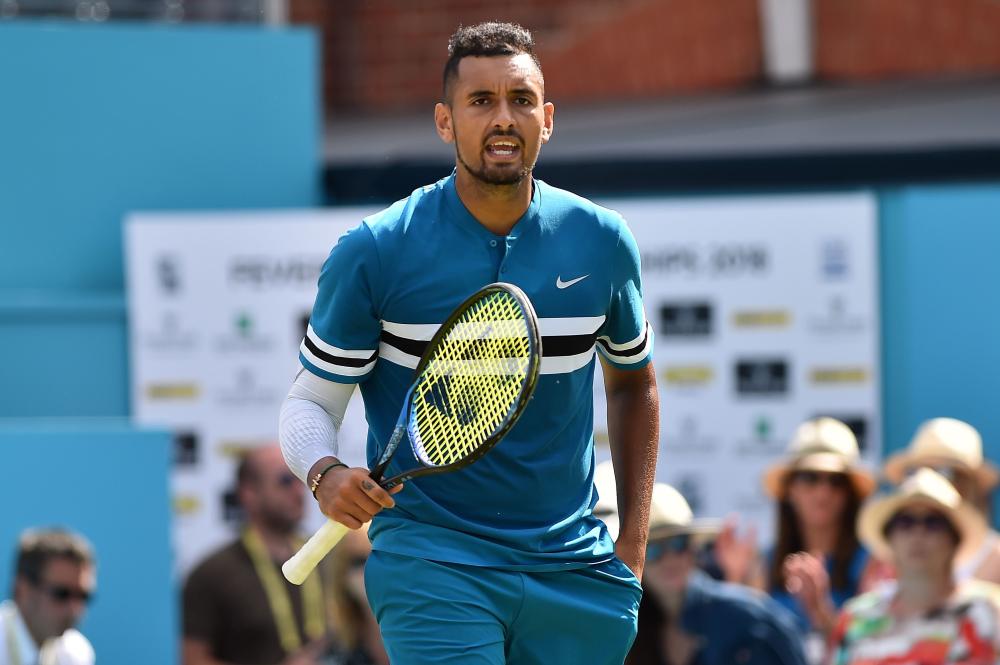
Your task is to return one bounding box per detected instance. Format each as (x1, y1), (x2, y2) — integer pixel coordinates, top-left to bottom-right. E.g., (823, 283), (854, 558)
(662, 366), (714, 386)
(732, 310), (791, 328)
(146, 383), (200, 400)
(173, 495), (202, 515)
(217, 440), (274, 459)
(810, 367), (869, 384)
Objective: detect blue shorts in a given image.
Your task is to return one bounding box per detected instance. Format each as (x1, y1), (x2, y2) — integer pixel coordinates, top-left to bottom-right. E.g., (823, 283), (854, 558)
(365, 550), (642, 664)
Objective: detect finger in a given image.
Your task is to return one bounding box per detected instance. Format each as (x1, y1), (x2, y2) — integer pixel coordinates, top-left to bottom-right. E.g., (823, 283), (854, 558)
(360, 478), (397, 508)
(344, 486), (384, 516)
(331, 512), (363, 530)
(336, 504), (372, 529)
(389, 483), (404, 495)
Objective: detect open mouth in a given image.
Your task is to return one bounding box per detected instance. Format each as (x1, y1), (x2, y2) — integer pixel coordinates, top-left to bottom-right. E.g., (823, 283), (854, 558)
(485, 140), (520, 160)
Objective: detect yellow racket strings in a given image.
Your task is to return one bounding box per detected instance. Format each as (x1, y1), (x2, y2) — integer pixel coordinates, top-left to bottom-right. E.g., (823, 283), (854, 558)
(412, 293), (531, 466)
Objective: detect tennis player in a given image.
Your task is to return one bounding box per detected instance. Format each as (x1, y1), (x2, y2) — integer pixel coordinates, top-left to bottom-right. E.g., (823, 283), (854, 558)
(278, 22), (659, 664)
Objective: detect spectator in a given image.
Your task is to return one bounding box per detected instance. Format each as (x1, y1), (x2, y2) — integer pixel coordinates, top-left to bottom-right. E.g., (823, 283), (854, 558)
(716, 418), (877, 655)
(325, 526), (387, 665)
(884, 418), (1000, 583)
(829, 468), (999, 664)
(0, 527), (96, 665)
(182, 445), (332, 665)
(627, 483), (808, 665)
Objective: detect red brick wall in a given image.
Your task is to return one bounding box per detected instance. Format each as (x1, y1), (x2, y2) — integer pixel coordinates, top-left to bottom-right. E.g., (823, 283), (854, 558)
(815, 0), (1000, 80)
(291, 0), (763, 113)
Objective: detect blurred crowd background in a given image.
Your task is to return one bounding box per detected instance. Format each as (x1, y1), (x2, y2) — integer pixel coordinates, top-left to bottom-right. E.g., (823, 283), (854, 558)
(2, 1), (1000, 664)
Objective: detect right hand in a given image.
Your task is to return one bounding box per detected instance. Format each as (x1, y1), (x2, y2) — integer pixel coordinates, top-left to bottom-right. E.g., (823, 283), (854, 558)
(713, 515), (758, 584)
(311, 459), (403, 529)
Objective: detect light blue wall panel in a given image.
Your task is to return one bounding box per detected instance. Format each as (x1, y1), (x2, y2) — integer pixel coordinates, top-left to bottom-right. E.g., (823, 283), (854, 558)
(0, 423), (174, 665)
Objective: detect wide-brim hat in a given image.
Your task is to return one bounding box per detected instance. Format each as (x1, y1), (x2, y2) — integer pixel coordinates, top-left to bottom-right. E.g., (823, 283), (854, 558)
(763, 417), (877, 499)
(593, 460), (620, 540)
(884, 418), (999, 491)
(647, 483), (722, 546)
(857, 467), (986, 563)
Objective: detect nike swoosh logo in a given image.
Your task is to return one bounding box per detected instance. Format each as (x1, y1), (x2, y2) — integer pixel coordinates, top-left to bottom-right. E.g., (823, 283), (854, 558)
(556, 274), (590, 289)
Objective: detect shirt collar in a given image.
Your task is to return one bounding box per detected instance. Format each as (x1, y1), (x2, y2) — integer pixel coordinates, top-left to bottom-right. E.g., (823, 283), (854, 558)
(2, 600), (40, 665)
(442, 170), (541, 241)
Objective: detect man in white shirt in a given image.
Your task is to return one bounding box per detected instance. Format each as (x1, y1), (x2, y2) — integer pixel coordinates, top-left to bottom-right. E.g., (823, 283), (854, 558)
(0, 528), (96, 665)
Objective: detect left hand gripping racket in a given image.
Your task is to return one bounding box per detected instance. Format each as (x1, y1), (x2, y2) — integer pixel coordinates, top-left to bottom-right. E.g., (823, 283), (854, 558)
(282, 282), (541, 584)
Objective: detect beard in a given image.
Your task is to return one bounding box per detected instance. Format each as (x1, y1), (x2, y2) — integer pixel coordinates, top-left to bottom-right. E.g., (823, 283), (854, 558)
(454, 128), (534, 187)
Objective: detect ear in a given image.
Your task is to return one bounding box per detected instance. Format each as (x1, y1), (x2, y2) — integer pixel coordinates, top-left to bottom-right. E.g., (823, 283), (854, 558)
(435, 102), (454, 144)
(541, 101), (555, 144)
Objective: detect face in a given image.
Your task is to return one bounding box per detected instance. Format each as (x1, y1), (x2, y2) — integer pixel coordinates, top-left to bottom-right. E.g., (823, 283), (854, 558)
(243, 447), (304, 533)
(786, 470), (851, 529)
(886, 505), (958, 575)
(435, 53), (554, 187)
(641, 534), (694, 598)
(16, 557), (95, 641)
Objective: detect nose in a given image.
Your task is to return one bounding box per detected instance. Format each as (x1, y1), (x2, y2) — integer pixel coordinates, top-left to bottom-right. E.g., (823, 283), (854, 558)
(492, 99), (515, 130)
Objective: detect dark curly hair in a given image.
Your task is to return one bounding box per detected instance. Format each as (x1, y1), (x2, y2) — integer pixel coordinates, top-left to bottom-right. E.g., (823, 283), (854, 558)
(443, 22), (543, 101)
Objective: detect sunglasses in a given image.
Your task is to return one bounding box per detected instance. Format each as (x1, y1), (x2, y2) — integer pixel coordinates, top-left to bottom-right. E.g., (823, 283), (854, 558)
(886, 511), (953, 535)
(646, 534), (691, 560)
(791, 470), (850, 489)
(275, 473), (299, 489)
(37, 583), (94, 605)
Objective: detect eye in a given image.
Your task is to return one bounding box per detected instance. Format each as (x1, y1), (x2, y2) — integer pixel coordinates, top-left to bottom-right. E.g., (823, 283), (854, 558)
(515, 97), (532, 105)
(471, 97), (489, 106)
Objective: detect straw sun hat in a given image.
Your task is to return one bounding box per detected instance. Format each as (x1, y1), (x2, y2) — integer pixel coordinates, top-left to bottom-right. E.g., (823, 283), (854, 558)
(857, 467), (986, 562)
(647, 483), (722, 545)
(884, 418), (999, 491)
(762, 417), (876, 499)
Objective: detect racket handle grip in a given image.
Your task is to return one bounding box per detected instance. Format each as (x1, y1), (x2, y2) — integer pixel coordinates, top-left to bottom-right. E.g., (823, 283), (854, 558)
(282, 519), (351, 585)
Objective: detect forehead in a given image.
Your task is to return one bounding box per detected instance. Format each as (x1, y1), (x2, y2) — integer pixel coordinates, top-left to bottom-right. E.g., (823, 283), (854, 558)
(453, 53), (543, 93)
(41, 556), (93, 585)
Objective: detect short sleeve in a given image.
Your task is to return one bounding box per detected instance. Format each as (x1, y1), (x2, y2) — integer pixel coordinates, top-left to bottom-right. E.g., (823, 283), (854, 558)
(300, 223), (382, 383)
(182, 562), (220, 642)
(596, 221), (652, 369)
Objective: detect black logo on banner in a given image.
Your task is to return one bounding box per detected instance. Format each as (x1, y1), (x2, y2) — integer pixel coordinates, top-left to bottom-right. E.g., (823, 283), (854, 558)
(156, 255), (181, 295)
(660, 302), (713, 337)
(173, 431), (199, 466)
(735, 359), (789, 395)
(222, 489), (243, 523)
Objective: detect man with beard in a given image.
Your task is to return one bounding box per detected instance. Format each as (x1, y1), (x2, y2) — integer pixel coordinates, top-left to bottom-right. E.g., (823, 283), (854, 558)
(0, 528), (96, 665)
(182, 446), (331, 665)
(279, 22), (658, 664)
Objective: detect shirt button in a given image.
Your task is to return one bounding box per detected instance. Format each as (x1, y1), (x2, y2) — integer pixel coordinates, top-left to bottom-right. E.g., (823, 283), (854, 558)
(489, 240), (498, 247)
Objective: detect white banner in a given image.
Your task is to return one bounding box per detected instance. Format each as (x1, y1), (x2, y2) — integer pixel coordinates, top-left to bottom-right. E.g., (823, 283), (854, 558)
(593, 193), (880, 540)
(126, 192), (879, 573)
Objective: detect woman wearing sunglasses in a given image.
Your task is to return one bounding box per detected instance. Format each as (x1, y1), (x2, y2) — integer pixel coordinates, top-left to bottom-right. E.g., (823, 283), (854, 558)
(716, 418), (877, 659)
(828, 468), (999, 664)
(884, 418), (1000, 585)
(627, 484), (807, 665)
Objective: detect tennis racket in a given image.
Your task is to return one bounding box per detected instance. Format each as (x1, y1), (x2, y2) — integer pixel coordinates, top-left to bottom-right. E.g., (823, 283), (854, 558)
(282, 282), (541, 584)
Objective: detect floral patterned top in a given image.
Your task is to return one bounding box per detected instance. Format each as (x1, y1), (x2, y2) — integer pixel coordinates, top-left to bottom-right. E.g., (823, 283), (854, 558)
(828, 582), (1000, 665)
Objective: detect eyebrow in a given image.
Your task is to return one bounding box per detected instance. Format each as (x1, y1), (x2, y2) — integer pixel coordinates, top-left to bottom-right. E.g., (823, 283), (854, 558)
(465, 87), (539, 100)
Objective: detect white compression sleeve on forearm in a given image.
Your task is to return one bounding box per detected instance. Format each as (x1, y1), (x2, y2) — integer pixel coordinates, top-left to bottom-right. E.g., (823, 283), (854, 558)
(278, 368), (356, 483)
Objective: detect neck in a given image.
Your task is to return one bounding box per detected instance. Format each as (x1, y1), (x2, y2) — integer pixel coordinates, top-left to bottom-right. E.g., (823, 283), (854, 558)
(895, 569), (954, 615)
(454, 167), (533, 235)
(13, 600), (46, 648)
(250, 522), (294, 560)
(799, 522), (838, 554)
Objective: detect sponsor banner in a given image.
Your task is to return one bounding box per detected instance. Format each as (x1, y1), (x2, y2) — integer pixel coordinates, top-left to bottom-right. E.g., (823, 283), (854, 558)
(129, 194), (879, 568)
(594, 193), (880, 544)
(126, 209), (380, 575)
